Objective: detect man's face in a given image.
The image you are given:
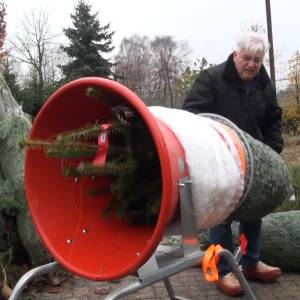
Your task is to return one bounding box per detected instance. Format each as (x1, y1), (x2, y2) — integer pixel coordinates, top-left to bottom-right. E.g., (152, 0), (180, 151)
(233, 49), (264, 82)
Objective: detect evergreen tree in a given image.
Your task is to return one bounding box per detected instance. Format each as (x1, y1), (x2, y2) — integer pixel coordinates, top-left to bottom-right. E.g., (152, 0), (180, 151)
(0, 1), (6, 60)
(60, 0), (114, 80)
(21, 73), (41, 116)
(1, 57), (22, 104)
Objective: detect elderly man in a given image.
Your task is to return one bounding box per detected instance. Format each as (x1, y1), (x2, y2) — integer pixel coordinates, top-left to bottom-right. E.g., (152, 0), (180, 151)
(183, 32), (283, 297)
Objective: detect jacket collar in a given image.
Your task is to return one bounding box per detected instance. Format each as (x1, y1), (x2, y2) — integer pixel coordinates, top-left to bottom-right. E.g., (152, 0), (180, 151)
(223, 53), (271, 89)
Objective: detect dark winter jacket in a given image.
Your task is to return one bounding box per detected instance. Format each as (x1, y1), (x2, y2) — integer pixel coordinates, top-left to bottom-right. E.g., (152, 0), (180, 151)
(182, 53), (283, 153)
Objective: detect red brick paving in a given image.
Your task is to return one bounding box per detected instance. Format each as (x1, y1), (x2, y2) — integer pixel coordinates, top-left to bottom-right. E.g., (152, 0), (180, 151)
(31, 268), (300, 300)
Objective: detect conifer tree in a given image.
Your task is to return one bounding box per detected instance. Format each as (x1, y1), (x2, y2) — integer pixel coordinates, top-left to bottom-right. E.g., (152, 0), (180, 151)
(60, 0), (115, 80)
(1, 57), (22, 104)
(0, 1), (7, 60)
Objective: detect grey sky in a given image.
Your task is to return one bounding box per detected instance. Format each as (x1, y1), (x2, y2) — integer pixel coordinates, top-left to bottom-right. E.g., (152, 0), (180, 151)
(6, 0), (300, 88)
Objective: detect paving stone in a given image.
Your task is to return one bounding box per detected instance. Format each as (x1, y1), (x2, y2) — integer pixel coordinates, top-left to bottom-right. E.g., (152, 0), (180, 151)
(17, 269), (300, 299)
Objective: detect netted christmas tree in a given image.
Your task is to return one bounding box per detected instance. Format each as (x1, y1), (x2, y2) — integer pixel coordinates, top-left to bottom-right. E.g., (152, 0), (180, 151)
(0, 74), (52, 294)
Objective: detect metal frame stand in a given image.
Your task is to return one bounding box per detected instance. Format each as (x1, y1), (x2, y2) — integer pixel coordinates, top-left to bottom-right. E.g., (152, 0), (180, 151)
(9, 178), (256, 300)
(9, 261), (60, 300)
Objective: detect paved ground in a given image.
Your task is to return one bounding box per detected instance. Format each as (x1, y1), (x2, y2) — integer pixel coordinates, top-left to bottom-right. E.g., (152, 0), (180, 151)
(24, 268), (300, 300)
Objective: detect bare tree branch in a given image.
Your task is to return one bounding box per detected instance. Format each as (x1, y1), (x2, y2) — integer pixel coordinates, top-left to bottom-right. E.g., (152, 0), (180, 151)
(8, 8), (62, 102)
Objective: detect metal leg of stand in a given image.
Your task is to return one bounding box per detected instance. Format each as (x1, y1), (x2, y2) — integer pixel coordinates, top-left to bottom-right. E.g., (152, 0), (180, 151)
(163, 278), (177, 299)
(106, 277), (192, 300)
(104, 249), (203, 300)
(104, 280), (142, 300)
(220, 249), (257, 300)
(9, 261), (60, 300)
(179, 179), (201, 256)
(105, 278), (192, 300)
(105, 177), (201, 300)
(163, 278), (190, 300)
(233, 246), (243, 263)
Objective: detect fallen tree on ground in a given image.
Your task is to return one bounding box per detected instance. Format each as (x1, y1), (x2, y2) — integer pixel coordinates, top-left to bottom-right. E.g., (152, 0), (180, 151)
(198, 210), (300, 272)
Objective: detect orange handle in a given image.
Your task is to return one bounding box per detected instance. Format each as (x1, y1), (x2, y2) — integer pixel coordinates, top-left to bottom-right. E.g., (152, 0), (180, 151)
(202, 244), (223, 282)
(240, 233), (248, 256)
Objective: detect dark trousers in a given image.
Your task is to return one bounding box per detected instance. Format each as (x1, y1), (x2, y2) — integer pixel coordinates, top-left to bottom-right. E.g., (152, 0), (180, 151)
(209, 220), (262, 277)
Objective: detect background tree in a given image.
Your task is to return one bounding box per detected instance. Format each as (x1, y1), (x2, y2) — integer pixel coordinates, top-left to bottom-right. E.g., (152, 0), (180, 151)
(1, 56), (22, 104)
(0, 1), (6, 60)
(9, 8), (61, 116)
(172, 57), (213, 107)
(150, 36), (189, 107)
(114, 34), (189, 107)
(60, 0), (114, 81)
(288, 51), (300, 107)
(281, 51), (300, 135)
(114, 35), (152, 101)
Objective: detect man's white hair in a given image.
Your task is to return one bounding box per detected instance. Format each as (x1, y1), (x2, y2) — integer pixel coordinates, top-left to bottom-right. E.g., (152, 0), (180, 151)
(235, 31), (269, 55)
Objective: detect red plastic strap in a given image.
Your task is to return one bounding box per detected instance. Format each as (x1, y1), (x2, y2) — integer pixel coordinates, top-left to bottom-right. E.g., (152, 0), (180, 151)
(202, 244), (223, 282)
(92, 123), (112, 167)
(240, 233), (248, 256)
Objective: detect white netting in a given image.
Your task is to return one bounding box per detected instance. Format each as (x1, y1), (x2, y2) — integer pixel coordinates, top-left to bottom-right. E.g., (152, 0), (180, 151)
(149, 106), (245, 229)
(0, 75), (31, 203)
(0, 74), (28, 207)
(0, 74), (51, 265)
(0, 74), (27, 137)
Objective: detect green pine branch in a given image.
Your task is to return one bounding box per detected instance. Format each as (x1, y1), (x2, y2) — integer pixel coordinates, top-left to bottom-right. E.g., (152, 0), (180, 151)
(20, 138), (99, 159)
(56, 123), (101, 144)
(64, 158), (137, 177)
(55, 114), (130, 145)
(20, 112), (162, 225)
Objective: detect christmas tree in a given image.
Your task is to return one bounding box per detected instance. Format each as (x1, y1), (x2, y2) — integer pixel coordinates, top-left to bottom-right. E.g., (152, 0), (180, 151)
(60, 0), (115, 80)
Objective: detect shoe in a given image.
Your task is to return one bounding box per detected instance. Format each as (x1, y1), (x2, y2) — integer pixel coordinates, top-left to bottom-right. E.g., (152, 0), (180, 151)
(215, 272), (244, 297)
(243, 261), (282, 283)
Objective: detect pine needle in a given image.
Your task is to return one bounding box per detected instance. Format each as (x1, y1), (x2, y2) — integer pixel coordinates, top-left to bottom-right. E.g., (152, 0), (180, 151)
(47, 142), (98, 158)
(20, 113), (162, 225)
(75, 158), (138, 176)
(19, 138), (54, 150)
(56, 123), (101, 143)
